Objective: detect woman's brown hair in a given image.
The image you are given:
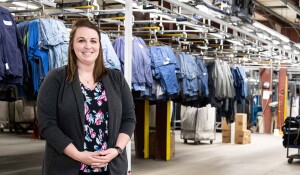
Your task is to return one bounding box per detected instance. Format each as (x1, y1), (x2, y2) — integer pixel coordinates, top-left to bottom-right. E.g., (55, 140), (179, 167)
(66, 19), (107, 82)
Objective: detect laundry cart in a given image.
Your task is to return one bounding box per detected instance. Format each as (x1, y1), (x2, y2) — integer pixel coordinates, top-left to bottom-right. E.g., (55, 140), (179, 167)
(180, 104), (216, 144)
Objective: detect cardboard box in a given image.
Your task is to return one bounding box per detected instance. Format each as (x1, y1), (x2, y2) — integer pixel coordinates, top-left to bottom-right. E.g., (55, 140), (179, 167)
(222, 136), (231, 143)
(235, 130), (251, 144)
(222, 117), (231, 130)
(235, 122), (247, 131)
(222, 130), (231, 137)
(222, 130), (231, 143)
(235, 113), (247, 123)
(235, 113), (247, 131)
(235, 136), (251, 144)
(235, 130), (251, 137)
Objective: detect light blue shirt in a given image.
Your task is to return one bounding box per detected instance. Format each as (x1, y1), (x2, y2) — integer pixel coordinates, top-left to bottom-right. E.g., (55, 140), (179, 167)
(38, 18), (69, 69)
(100, 33), (121, 70)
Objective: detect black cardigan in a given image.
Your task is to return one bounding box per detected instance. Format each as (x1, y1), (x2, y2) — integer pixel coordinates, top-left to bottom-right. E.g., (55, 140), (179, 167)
(37, 66), (136, 175)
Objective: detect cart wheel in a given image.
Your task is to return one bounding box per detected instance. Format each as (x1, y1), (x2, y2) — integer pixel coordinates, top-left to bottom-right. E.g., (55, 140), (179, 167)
(288, 158), (293, 164)
(184, 139), (187, 144)
(210, 140), (213, 144)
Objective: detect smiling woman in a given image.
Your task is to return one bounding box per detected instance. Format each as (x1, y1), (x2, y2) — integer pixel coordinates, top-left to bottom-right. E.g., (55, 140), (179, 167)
(37, 19), (136, 175)
(73, 27), (100, 67)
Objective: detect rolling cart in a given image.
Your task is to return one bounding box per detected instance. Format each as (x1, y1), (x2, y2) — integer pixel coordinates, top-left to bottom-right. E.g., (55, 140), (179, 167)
(180, 104), (216, 144)
(282, 84), (300, 164)
(282, 115), (300, 164)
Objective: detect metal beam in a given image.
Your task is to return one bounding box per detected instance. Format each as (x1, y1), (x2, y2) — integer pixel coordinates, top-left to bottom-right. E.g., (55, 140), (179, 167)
(253, 0), (300, 29)
(279, 0), (300, 16)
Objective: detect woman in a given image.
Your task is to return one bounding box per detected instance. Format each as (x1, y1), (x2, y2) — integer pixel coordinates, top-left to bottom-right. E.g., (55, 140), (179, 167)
(37, 19), (136, 175)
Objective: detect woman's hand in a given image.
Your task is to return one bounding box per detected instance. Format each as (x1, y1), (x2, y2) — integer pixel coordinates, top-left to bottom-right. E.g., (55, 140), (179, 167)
(91, 148), (119, 168)
(79, 151), (108, 168)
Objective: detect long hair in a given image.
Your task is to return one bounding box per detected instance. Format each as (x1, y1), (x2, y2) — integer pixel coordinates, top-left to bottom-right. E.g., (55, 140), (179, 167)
(66, 19), (107, 82)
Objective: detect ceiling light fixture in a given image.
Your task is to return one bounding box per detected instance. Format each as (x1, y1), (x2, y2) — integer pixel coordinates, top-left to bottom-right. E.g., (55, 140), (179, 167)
(12, 2), (39, 10)
(209, 33), (223, 39)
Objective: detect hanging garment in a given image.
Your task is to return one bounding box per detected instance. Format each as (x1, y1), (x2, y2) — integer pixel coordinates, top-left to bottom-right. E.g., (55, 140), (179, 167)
(100, 33), (121, 70)
(0, 7), (28, 85)
(149, 46), (179, 95)
(113, 36), (153, 91)
(27, 20), (49, 94)
(195, 56), (209, 97)
(38, 18), (69, 69)
(178, 53), (200, 97)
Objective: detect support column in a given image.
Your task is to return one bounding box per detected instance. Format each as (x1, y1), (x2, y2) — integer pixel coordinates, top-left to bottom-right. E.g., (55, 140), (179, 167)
(144, 100), (150, 159)
(133, 99), (145, 159)
(124, 1), (133, 172)
(155, 100), (172, 160)
(277, 68), (287, 132)
(260, 68), (273, 133)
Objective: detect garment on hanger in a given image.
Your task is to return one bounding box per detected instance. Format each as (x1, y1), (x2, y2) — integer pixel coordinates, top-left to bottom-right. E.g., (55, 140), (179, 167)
(38, 18), (69, 69)
(0, 6), (28, 85)
(27, 20), (49, 94)
(113, 36), (153, 92)
(100, 33), (121, 71)
(149, 45), (179, 96)
(195, 56), (209, 97)
(177, 53), (200, 97)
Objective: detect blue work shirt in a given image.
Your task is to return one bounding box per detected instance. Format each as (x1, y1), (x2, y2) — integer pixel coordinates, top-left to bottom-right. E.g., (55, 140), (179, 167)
(28, 20), (49, 94)
(0, 7), (28, 85)
(178, 53), (199, 97)
(195, 57), (209, 96)
(38, 18), (68, 69)
(113, 36), (153, 91)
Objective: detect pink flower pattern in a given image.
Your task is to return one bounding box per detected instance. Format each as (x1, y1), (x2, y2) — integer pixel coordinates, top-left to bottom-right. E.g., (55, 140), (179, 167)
(79, 81), (109, 173)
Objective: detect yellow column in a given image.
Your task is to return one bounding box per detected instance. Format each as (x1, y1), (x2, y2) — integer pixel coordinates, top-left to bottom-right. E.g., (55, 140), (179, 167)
(281, 76), (288, 135)
(284, 76), (288, 120)
(166, 100), (171, 160)
(144, 100), (149, 159)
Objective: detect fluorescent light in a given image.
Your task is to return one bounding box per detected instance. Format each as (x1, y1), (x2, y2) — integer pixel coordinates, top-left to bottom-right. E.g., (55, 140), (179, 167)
(256, 32), (272, 41)
(12, 2), (39, 10)
(253, 22), (290, 43)
(293, 50), (300, 55)
(283, 45), (292, 50)
(241, 26), (254, 32)
(150, 13), (174, 20)
(294, 43), (300, 49)
(272, 40), (280, 45)
(227, 39), (243, 46)
(9, 7), (26, 10)
(209, 33), (223, 39)
(0, 0), (8, 2)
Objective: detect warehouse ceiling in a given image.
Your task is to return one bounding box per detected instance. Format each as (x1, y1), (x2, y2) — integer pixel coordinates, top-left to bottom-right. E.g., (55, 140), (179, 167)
(254, 0), (300, 25)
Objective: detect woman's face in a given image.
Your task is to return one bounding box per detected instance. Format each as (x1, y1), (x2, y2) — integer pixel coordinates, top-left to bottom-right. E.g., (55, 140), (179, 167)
(73, 27), (100, 67)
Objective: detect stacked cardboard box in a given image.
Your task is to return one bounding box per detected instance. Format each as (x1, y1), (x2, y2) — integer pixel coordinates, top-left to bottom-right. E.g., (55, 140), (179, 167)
(235, 113), (251, 144)
(222, 117), (231, 143)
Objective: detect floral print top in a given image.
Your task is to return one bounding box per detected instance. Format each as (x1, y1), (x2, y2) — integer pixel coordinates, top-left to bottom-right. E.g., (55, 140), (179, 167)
(79, 81), (109, 173)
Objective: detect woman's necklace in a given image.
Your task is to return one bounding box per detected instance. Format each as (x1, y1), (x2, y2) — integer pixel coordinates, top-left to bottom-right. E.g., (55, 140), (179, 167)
(79, 74), (94, 85)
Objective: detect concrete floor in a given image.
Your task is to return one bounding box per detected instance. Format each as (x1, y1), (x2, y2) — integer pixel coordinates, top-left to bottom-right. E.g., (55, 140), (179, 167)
(0, 131), (300, 175)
